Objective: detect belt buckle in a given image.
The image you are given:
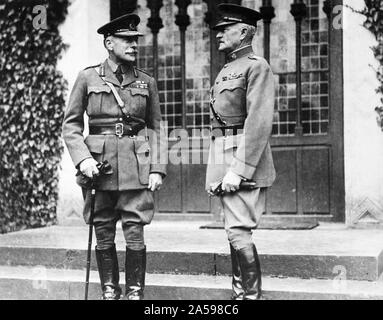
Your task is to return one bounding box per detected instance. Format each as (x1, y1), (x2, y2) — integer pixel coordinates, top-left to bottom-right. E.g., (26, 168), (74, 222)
(115, 123), (124, 138)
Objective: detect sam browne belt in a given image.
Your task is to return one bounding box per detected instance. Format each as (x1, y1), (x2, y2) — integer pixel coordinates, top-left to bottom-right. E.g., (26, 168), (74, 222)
(210, 124), (244, 136)
(89, 122), (146, 138)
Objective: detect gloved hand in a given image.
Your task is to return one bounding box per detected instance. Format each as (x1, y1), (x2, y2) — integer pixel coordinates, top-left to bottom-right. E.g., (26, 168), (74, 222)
(148, 173), (163, 192)
(221, 170), (242, 193)
(79, 158), (99, 178)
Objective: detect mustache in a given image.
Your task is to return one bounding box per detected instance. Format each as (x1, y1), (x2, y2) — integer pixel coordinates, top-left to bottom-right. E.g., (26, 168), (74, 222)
(125, 50), (138, 54)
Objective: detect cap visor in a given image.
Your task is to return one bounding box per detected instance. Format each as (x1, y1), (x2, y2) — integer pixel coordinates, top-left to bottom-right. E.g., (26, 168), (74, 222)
(212, 21), (237, 31)
(113, 31), (144, 37)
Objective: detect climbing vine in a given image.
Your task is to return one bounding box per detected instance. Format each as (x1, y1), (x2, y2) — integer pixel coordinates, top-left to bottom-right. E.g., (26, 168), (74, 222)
(0, 0), (69, 233)
(358, 0), (383, 129)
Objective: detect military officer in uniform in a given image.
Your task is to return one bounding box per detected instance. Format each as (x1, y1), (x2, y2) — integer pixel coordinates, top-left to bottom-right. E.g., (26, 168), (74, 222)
(62, 13), (166, 300)
(206, 4), (276, 300)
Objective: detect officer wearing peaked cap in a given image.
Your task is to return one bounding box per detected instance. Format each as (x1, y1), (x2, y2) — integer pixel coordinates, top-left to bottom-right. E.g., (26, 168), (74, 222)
(206, 4), (276, 300)
(62, 13), (167, 300)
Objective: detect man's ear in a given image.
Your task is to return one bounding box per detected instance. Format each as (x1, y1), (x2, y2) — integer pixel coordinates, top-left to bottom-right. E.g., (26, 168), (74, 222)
(239, 26), (248, 42)
(104, 36), (113, 50)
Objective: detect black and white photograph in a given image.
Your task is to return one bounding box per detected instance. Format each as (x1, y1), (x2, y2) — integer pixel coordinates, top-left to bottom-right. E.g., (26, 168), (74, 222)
(0, 0), (383, 305)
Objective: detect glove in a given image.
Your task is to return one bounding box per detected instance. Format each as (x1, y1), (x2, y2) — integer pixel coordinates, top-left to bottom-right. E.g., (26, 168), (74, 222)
(221, 171), (242, 193)
(148, 173), (163, 192)
(79, 158), (99, 178)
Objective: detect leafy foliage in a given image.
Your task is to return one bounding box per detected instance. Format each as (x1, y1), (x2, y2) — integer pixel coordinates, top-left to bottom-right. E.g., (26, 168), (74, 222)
(358, 1), (383, 129)
(0, 0), (69, 233)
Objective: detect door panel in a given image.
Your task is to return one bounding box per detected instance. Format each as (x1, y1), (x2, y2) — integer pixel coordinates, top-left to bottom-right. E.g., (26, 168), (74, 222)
(157, 161), (182, 213)
(184, 163), (210, 213)
(269, 149), (298, 214)
(157, 149), (211, 214)
(301, 147), (330, 214)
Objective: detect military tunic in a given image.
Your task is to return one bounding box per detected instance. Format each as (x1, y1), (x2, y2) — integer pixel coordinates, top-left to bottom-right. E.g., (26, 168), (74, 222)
(63, 59), (167, 226)
(63, 59), (167, 191)
(206, 45), (276, 230)
(206, 45), (276, 190)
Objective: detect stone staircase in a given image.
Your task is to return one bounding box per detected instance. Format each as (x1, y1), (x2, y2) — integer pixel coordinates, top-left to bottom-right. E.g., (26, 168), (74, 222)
(0, 222), (382, 300)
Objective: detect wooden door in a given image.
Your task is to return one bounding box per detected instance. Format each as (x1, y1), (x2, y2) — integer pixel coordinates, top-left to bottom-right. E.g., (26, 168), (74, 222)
(135, 0), (344, 222)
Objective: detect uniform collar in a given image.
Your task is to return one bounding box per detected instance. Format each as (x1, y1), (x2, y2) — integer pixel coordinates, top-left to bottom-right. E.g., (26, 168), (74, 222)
(226, 45), (254, 62)
(104, 59), (136, 86)
(107, 58), (131, 74)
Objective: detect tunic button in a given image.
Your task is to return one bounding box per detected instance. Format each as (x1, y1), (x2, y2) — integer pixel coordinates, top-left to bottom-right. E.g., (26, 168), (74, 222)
(224, 64), (228, 68)
(216, 81), (219, 84)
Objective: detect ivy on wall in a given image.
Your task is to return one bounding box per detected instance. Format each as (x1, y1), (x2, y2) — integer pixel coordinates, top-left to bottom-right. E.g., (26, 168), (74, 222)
(0, 0), (69, 233)
(358, 0), (383, 129)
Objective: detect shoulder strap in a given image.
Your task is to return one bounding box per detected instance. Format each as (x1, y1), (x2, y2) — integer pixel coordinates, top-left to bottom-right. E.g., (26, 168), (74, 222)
(94, 66), (131, 122)
(84, 64), (101, 70)
(135, 67), (152, 77)
(94, 66), (146, 125)
(209, 87), (227, 126)
(248, 53), (260, 60)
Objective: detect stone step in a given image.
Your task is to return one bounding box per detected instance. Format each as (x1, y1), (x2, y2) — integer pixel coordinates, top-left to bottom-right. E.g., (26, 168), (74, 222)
(0, 245), (381, 282)
(0, 266), (382, 300)
(0, 225), (382, 281)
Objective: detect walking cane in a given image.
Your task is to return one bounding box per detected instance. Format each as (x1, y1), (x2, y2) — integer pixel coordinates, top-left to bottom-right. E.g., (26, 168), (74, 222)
(84, 180), (96, 301)
(81, 161), (113, 300)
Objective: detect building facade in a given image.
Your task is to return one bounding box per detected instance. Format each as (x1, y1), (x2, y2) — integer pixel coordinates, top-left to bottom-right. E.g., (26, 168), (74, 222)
(57, 0), (383, 227)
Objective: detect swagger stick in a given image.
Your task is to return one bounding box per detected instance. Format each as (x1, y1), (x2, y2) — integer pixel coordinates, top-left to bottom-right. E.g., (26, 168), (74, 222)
(209, 181), (258, 197)
(79, 161), (112, 300)
(84, 181), (96, 300)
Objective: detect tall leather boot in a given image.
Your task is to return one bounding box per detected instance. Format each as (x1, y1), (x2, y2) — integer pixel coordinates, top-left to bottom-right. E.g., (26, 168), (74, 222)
(95, 244), (122, 300)
(230, 243), (244, 300)
(236, 244), (262, 300)
(125, 246), (146, 300)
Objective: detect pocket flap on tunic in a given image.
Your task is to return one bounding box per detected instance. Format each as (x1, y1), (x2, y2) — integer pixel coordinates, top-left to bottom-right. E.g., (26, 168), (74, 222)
(87, 86), (111, 95)
(134, 139), (151, 154)
(130, 87), (149, 97)
(224, 134), (243, 150)
(219, 78), (246, 93)
(84, 135), (106, 154)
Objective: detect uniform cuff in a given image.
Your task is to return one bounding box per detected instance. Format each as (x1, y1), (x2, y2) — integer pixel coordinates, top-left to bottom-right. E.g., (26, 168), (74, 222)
(230, 158), (256, 180)
(150, 165), (167, 178)
(75, 156), (93, 169)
